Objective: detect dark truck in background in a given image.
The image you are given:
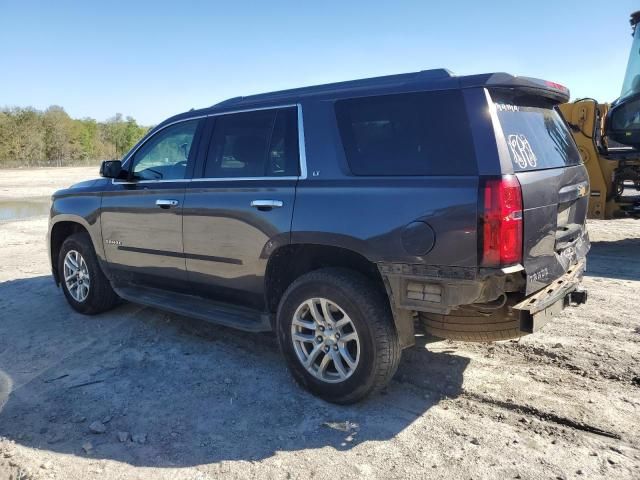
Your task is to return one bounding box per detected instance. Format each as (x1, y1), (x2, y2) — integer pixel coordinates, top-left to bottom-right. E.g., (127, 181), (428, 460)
(48, 69), (589, 403)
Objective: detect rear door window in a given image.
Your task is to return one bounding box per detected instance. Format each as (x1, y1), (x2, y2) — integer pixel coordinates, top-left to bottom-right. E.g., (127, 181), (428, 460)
(490, 90), (582, 171)
(335, 90), (477, 176)
(203, 107), (299, 178)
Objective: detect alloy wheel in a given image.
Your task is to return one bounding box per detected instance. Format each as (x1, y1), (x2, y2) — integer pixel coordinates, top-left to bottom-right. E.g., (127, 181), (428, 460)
(63, 250), (90, 302)
(291, 297), (360, 383)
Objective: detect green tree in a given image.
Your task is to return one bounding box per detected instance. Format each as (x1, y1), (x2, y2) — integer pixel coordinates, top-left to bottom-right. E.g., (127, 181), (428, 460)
(0, 105), (149, 168)
(43, 106), (73, 166)
(0, 107), (45, 167)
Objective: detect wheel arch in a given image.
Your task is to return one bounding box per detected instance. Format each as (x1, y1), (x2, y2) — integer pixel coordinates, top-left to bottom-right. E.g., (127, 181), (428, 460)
(264, 244), (384, 313)
(49, 216), (101, 285)
(264, 243), (415, 347)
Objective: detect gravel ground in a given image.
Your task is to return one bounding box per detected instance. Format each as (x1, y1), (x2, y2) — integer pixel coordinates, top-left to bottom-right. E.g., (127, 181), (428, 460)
(0, 168), (639, 479)
(0, 167), (98, 201)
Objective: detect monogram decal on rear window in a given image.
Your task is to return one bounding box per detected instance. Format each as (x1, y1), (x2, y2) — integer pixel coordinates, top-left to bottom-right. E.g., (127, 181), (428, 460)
(507, 134), (537, 169)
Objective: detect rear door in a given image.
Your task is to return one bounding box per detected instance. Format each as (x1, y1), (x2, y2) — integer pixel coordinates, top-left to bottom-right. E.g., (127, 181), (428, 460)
(489, 90), (590, 294)
(182, 106), (300, 309)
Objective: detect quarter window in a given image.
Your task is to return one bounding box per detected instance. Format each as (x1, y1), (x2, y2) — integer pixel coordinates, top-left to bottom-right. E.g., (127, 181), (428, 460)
(131, 120), (199, 180)
(335, 90), (477, 176)
(204, 107), (299, 178)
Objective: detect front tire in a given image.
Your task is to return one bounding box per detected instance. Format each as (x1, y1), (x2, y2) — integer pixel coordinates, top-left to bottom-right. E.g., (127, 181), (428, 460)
(276, 268), (401, 404)
(58, 232), (119, 315)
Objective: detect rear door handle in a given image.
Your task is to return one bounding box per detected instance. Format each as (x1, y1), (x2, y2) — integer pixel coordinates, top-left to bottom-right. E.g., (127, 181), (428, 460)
(156, 199), (179, 208)
(250, 200), (284, 211)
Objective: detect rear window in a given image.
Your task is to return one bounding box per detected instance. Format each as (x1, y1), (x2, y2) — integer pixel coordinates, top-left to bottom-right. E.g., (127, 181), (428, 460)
(490, 90), (582, 172)
(335, 90), (477, 176)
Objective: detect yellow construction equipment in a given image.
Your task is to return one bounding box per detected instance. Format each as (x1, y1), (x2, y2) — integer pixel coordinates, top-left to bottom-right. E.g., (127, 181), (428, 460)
(559, 11), (640, 218)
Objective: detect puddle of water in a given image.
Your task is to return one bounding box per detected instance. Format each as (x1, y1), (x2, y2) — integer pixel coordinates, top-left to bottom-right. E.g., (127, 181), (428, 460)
(0, 197), (51, 221)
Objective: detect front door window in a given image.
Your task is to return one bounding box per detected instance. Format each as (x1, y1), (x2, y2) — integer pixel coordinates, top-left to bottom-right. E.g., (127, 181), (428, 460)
(130, 120), (199, 181)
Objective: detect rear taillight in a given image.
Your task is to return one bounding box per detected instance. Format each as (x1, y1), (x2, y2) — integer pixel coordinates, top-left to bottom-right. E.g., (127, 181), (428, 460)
(480, 175), (523, 267)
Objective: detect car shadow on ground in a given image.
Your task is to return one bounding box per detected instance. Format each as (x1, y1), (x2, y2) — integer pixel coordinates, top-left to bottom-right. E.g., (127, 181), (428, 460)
(0, 275), (468, 467)
(586, 237), (640, 281)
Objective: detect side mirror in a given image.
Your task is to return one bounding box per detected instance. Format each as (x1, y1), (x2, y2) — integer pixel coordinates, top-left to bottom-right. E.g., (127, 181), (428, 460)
(100, 160), (125, 179)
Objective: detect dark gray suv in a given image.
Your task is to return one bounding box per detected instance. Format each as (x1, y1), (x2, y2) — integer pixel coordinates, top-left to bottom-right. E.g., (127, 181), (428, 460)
(48, 69), (589, 403)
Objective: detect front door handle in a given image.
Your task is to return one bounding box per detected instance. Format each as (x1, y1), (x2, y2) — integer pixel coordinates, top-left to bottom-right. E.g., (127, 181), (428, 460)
(156, 199), (179, 208)
(250, 200), (284, 211)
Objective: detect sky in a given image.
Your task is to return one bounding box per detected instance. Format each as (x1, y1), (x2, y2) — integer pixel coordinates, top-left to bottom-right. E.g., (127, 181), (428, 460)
(0, 0), (637, 125)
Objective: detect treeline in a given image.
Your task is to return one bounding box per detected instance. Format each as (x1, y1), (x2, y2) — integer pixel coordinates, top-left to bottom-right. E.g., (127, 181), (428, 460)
(0, 106), (149, 168)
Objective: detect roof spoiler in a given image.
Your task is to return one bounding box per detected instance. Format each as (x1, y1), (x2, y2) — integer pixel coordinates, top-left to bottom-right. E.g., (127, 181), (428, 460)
(462, 73), (571, 104)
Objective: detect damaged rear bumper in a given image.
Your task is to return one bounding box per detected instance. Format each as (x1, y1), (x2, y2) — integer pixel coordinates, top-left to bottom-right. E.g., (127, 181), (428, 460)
(514, 259), (587, 333)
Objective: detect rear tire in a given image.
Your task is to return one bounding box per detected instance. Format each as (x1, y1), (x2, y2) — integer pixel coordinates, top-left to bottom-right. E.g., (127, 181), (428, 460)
(419, 297), (524, 342)
(58, 232), (119, 315)
(276, 268), (401, 404)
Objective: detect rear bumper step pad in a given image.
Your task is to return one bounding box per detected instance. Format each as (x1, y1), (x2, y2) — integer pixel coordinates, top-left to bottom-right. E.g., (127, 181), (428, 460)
(514, 260), (586, 333)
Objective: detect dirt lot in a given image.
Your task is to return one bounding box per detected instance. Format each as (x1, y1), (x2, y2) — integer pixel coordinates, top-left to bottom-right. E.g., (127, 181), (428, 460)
(0, 167), (98, 201)
(0, 168), (639, 480)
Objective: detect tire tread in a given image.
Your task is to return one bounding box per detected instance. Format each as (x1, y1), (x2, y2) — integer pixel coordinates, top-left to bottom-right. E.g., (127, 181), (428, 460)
(420, 305), (524, 342)
(59, 232), (119, 315)
(277, 268), (401, 403)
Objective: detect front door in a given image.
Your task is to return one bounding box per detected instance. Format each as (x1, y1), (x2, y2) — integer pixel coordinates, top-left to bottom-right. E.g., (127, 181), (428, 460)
(101, 118), (203, 290)
(183, 107), (300, 309)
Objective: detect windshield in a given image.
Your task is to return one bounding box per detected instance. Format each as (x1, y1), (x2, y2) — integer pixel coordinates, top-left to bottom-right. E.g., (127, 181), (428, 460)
(620, 21), (640, 99)
(490, 91), (582, 172)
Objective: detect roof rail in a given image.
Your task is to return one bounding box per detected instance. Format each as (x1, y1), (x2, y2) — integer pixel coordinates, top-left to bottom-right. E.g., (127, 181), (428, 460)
(209, 68), (455, 108)
(211, 96), (244, 108)
(416, 68), (454, 79)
